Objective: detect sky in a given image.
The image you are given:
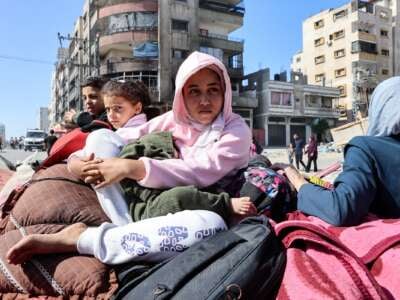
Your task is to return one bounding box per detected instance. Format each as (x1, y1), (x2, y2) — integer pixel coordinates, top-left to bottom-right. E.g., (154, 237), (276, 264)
(0, 0), (348, 139)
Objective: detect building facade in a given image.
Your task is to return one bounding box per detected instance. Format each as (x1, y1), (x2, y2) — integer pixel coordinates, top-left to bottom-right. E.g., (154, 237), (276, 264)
(251, 70), (340, 146)
(292, 0), (397, 121)
(0, 123), (5, 145)
(50, 0), (257, 128)
(38, 107), (50, 132)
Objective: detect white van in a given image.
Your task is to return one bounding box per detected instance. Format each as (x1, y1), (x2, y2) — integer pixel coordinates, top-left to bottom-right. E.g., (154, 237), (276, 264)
(24, 129), (47, 152)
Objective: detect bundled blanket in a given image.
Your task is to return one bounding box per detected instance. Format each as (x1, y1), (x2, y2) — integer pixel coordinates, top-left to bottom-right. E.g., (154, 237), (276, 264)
(0, 164), (118, 299)
(275, 211), (400, 299)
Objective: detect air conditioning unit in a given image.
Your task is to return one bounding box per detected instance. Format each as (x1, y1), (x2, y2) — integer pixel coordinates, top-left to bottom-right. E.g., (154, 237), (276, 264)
(327, 40), (333, 46)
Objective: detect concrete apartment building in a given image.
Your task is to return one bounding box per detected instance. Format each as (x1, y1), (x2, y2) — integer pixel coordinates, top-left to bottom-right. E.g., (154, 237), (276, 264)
(0, 123), (5, 144)
(38, 107), (50, 132)
(250, 70), (340, 147)
(50, 0), (257, 128)
(292, 0), (396, 121)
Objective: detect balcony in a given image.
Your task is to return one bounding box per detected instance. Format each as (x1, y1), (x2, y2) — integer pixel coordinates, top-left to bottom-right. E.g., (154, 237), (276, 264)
(199, 0), (245, 16)
(99, 57), (158, 75)
(357, 31), (377, 43)
(199, 1), (243, 32)
(232, 90), (258, 108)
(199, 31), (243, 52)
(227, 66), (243, 78)
(103, 25), (157, 37)
(304, 106), (341, 118)
(358, 52), (378, 61)
(99, 31), (158, 56)
(303, 94), (341, 118)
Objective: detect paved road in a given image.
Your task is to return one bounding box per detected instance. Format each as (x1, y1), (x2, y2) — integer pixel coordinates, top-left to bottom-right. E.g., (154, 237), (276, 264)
(0, 148), (47, 170)
(262, 147), (344, 172)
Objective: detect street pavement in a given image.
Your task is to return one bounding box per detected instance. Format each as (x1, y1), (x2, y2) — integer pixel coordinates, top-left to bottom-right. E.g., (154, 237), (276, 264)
(0, 147), (343, 174)
(0, 148), (47, 170)
(262, 147), (343, 173)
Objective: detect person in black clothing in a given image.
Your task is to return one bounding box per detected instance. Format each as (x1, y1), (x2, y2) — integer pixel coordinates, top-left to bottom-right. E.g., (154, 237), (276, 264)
(44, 130), (58, 154)
(63, 76), (109, 130)
(252, 136), (263, 154)
(293, 133), (306, 170)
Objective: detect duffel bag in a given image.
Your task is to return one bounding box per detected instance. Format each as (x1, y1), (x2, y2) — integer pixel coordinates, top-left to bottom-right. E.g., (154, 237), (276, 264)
(113, 215), (286, 300)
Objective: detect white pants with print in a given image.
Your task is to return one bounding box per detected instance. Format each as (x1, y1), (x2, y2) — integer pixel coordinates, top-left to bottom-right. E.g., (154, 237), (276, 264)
(77, 210), (227, 264)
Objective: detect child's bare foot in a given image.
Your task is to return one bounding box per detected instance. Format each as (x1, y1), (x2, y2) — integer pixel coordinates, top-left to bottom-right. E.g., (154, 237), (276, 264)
(6, 223), (88, 265)
(231, 197), (257, 216)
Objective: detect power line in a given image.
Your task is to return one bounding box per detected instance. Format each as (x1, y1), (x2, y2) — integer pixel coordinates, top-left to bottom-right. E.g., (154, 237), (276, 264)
(0, 54), (54, 65)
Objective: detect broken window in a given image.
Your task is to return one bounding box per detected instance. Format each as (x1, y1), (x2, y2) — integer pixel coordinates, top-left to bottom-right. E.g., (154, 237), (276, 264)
(322, 97), (333, 108)
(108, 12), (157, 34)
(172, 19), (188, 31)
(172, 49), (189, 59)
(358, 1), (374, 14)
(380, 29), (389, 37)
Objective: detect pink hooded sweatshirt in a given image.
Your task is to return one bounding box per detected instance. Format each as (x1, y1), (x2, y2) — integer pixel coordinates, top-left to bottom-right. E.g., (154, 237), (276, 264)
(125, 51), (252, 189)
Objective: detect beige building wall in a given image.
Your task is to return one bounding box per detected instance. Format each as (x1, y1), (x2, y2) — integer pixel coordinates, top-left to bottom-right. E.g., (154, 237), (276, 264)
(292, 1), (395, 120)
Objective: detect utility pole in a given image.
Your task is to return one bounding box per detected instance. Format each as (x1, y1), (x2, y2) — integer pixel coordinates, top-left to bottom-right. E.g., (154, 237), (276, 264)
(57, 32), (89, 111)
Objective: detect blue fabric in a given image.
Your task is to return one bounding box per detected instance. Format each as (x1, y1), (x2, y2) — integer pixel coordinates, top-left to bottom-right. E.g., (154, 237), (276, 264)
(298, 135), (400, 226)
(133, 42), (158, 58)
(293, 138), (304, 155)
(367, 76), (400, 137)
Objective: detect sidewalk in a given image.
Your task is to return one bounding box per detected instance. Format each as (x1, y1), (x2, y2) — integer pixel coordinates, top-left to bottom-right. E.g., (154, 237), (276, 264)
(261, 147), (343, 171)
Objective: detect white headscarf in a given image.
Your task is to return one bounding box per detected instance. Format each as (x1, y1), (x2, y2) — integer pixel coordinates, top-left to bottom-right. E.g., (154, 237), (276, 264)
(367, 76), (400, 137)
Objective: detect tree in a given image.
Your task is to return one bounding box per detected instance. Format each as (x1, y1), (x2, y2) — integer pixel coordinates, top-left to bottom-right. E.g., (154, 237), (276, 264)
(311, 118), (329, 142)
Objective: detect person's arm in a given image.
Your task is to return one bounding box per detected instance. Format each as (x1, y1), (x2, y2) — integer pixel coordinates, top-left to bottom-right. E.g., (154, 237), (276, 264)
(81, 157), (146, 188)
(63, 109), (77, 124)
(138, 123), (251, 189)
(289, 146), (377, 226)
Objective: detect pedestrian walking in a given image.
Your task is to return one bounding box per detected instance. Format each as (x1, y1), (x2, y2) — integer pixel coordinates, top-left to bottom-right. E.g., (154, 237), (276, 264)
(44, 129), (58, 155)
(293, 133), (306, 170)
(287, 142), (294, 164)
(305, 135), (318, 172)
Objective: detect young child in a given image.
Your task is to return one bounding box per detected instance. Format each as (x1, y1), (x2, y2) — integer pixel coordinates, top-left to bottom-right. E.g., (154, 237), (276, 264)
(68, 79), (150, 180)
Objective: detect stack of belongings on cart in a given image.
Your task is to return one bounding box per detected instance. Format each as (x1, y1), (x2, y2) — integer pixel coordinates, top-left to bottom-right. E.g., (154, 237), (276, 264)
(0, 164), (118, 299)
(0, 153), (291, 299)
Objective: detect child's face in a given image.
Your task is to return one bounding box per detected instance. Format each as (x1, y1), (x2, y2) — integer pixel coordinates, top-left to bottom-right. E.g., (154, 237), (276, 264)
(104, 95), (142, 129)
(183, 68), (224, 125)
(82, 86), (104, 117)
